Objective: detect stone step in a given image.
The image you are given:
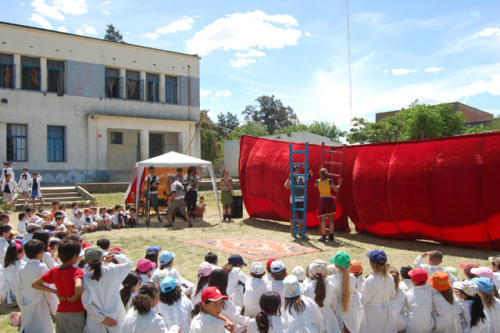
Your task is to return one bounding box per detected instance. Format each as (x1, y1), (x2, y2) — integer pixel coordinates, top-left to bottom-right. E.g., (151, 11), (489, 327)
(13, 199), (90, 210)
(39, 186), (77, 193)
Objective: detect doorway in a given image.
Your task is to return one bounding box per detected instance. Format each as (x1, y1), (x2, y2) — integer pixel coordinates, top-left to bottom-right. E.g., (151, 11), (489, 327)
(149, 133), (164, 157)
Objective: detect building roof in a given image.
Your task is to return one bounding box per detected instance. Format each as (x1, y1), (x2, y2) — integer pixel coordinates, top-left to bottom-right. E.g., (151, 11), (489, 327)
(0, 21), (200, 59)
(263, 131), (341, 146)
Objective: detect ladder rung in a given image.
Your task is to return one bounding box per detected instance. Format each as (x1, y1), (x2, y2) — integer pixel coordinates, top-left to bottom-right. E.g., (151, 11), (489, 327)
(291, 150), (307, 154)
(292, 173), (305, 177)
(292, 162), (305, 166)
(293, 196), (305, 201)
(294, 208), (305, 212)
(293, 185), (305, 189)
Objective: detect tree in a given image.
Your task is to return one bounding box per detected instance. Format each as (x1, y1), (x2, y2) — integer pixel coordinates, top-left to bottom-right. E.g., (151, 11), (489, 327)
(216, 112), (240, 138)
(228, 122), (269, 140)
(308, 121), (346, 142)
(242, 95), (298, 134)
(104, 24), (123, 42)
(347, 115), (405, 144)
(199, 110), (221, 163)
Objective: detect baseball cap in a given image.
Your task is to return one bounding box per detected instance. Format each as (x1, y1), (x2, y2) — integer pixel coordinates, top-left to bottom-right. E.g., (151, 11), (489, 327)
(266, 259), (277, 270)
(453, 280), (479, 297)
(201, 286), (228, 302)
(348, 261), (363, 274)
(198, 262), (213, 277)
(283, 275), (303, 298)
(251, 262), (266, 275)
(147, 246), (162, 253)
(367, 249), (387, 266)
(470, 267), (493, 280)
(270, 260), (286, 273)
(159, 251), (176, 265)
(136, 259), (156, 273)
(228, 254), (247, 266)
(460, 262), (478, 271)
(488, 256), (500, 267)
(84, 246), (104, 265)
(472, 277), (494, 294)
(160, 277), (178, 293)
(331, 251), (351, 268)
(309, 260), (327, 278)
(409, 268), (428, 285)
(109, 247), (125, 253)
(291, 266), (306, 281)
(429, 271), (450, 291)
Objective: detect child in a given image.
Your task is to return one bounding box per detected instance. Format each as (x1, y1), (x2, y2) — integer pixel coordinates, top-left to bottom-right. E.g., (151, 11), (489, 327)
(1, 173), (17, 212)
(291, 265), (306, 284)
(0, 242), (24, 307)
(282, 275), (325, 332)
(388, 267), (407, 333)
(24, 224), (41, 242)
(399, 265), (413, 292)
(136, 258), (156, 283)
(152, 250), (193, 292)
(405, 268), (433, 333)
(70, 202), (80, 224)
(414, 251), (457, 284)
(224, 254), (248, 308)
(429, 271), (463, 333)
(96, 207), (112, 230)
(14, 239), (54, 333)
(18, 168), (31, 207)
(461, 262), (479, 280)
(190, 286), (231, 333)
(330, 251), (360, 333)
(267, 260), (287, 310)
(264, 258), (276, 283)
(304, 259), (341, 333)
(205, 251), (220, 269)
(360, 249), (395, 333)
(220, 170), (234, 222)
(112, 205), (126, 229)
(1, 162), (14, 182)
(314, 168), (341, 242)
(473, 277), (500, 333)
(96, 238), (111, 253)
(126, 206), (137, 227)
(32, 239), (86, 333)
(81, 246), (133, 333)
(158, 277), (193, 333)
(121, 282), (178, 333)
(453, 280), (489, 332)
(191, 262), (214, 306)
(29, 172), (44, 209)
(145, 250), (159, 276)
(17, 212), (29, 237)
(120, 271), (141, 310)
(244, 262), (268, 317)
(73, 210), (85, 231)
(247, 292), (284, 333)
(349, 260), (365, 292)
(196, 196), (207, 220)
(0, 224), (12, 266)
(488, 255), (500, 290)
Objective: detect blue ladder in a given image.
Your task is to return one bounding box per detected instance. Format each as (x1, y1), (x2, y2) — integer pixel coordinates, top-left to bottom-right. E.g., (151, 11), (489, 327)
(289, 142), (309, 239)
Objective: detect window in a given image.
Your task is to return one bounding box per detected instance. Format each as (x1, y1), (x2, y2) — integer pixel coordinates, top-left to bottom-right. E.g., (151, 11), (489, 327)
(47, 60), (65, 95)
(126, 70), (140, 100)
(146, 73), (159, 103)
(47, 126), (65, 162)
(105, 67), (120, 98)
(6, 124), (27, 162)
(110, 132), (123, 144)
(21, 56), (40, 91)
(165, 75), (178, 104)
(0, 54), (14, 89)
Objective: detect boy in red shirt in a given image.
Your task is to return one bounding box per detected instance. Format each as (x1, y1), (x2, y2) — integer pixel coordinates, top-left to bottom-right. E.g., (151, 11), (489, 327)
(32, 239), (86, 333)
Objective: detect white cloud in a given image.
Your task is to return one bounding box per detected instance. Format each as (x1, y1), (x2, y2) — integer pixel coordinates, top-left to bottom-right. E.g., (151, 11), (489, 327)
(186, 10), (302, 56)
(57, 26), (68, 32)
(230, 58), (257, 67)
(305, 32), (311, 37)
(30, 13), (53, 29)
(101, 9), (110, 16)
(52, 0), (87, 15)
(101, 0), (111, 5)
(200, 89), (212, 97)
(478, 27), (500, 37)
(392, 68), (417, 76)
(230, 49), (267, 67)
(145, 16), (195, 40)
(76, 24), (97, 36)
(215, 90), (232, 98)
(31, 0), (64, 20)
(425, 67), (443, 73)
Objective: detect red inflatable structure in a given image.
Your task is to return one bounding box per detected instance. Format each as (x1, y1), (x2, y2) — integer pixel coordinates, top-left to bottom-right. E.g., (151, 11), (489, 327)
(238, 132), (500, 250)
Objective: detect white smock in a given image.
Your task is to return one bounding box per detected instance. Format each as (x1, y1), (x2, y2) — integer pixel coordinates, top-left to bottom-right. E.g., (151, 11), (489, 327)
(82, 253), (133, 333)
(244, 277), (268, 317)
(267, 279), (285, 312)
(404, 284), (433, 333)
(247, 315), (285, 333)
(121, 307), (179, 333)
(14, 259), (54, 333)
(191, 282), (208, 306)
(190, 312), (230, 333)
(400, 278), (413, 293)
(152, 266), (194, 294)
(329, 272), (361, 333)
(304, 278), (341, 333)
(227, 266), (248, 308)
(359, 273), (396, 333)
(18, 173), (31, 193)
(157, 293), (193, 333)
(414, 255), (457, 284)
(484, 297), (500, 333)
(390, 287), (407, 332)
(221, 298), (250, 333)
(283, 295), (325, 333)
(460, 299), (490, 333)
(431, 292), (463, 333)
(0, 237), (9, 267)
(0, 260), (22, 305)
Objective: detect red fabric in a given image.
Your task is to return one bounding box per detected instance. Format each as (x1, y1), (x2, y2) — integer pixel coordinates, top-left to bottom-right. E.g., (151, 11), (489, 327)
(238, 131), (500, 250)
(41, 266), (85, 312)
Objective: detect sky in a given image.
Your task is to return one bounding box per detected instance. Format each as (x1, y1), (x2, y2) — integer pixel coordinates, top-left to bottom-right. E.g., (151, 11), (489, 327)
(3, 0), (500, 129)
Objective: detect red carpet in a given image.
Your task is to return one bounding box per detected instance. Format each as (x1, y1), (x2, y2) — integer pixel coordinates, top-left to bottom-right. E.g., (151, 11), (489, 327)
(185, 236), (325, 260)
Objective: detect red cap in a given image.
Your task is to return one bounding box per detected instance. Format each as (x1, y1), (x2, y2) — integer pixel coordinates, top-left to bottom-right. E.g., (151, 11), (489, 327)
(409, 268), (428, 285)
(460, 262), (478, 271)
(81, 242), (92, 249)
(109, 247), (125, 253)
(201, 286), (228, 303)
(266, 259), (277, 269)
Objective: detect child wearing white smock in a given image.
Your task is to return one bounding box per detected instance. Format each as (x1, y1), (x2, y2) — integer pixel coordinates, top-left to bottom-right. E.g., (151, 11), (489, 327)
(428, 271), (463, 333)
(226, 254), (248, 308)
(387, 267), (407, 333)
(82, 247), (133, 333)
(473, 277), (500, 333)
(247, 291), (285, 333)
(244, 262), (269, 317)
(359, 250), (396, 333)
(267, 260), (287, 312)
(404, 268), (433, 333)
(0, 242), (23, 307)
(454, 280), (490, 333)
(158, 277), (193, 333)
(190, 286), (230, 333)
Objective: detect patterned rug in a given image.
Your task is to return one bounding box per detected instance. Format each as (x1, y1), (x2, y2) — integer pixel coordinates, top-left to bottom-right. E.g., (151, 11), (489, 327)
(184, 236), (325, 261)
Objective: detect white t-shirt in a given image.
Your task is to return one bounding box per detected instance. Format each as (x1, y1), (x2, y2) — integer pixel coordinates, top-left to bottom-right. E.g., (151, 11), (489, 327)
(171, 180), (185, 200)
(190, 313), (229, 333)
(244, 277), (268, 317)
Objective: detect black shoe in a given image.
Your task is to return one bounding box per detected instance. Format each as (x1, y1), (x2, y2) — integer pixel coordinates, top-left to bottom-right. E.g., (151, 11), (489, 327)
(319, 235), (327, 242)
(165, 222), (173, 228)
(188, 221), (193, 227)
(227, 215), (232, 222)
(146, 218), (150, 226)
(223, 214), (227, 222)
(157, 216), (162, 223)
(329, 233), (334, 241)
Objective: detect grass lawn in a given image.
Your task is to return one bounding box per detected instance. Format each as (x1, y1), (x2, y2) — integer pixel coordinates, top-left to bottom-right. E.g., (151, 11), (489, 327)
(1, 190), (498, 331)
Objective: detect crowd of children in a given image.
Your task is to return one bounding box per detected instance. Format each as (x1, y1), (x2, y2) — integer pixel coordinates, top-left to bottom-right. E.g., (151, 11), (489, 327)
(0, 210), (499, 333)
(1, 163), (45, 212)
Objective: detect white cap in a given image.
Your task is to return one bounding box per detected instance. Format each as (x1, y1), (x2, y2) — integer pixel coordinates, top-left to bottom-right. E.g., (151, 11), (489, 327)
(251, 262), (266, 275)
(291, 266), (306, 281)
(270, 260), (286, 273)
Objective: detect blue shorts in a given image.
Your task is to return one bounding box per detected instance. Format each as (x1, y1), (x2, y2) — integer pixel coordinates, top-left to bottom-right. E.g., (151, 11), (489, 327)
(30, 190), (41, 200)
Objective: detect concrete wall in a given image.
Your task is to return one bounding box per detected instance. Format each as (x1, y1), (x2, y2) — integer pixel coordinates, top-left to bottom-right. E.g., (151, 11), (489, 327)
(223, 140), (241, 177)
(66, 60), (105, 98)
(107, 129), (138, 171)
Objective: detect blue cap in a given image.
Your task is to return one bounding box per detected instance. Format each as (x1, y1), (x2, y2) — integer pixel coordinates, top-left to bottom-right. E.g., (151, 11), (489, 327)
(159, 251), (176, 265)
(367, 249), (387, 265)
(228, 254), (247, 266)
(160, 277), (178, 293)
(147, 246), (162, 253)
(472, 277), (494, 294)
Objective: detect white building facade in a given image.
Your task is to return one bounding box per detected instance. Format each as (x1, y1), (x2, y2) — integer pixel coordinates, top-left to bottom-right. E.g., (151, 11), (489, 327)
(0, 22), (200, 183)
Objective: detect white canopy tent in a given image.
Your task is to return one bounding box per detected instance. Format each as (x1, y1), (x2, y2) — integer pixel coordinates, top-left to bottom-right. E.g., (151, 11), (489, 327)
(126, 151), (222, 221)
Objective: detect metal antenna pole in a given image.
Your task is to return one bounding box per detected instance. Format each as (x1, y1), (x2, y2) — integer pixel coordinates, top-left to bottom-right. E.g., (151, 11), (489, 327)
(346, 0), (353, 118)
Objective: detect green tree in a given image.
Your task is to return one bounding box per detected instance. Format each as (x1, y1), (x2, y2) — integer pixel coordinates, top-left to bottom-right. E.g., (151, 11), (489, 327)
(347, 115), (405, 144)
(228, 122), (269, 140)
(199, 111), (221, 163)
(308, 121), (346, 142)
(242, 95), (298, 134)
(104, 24), (123, 42)
(216, 112), (240, 137)
(274, 123), (309, 134)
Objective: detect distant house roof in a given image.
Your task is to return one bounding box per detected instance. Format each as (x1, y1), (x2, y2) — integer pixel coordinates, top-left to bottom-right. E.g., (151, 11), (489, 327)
(375, 102), (494, 124)
(262, 131), (341, 146)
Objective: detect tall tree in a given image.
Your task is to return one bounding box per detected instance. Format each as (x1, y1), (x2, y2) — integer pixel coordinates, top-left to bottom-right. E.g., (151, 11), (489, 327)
(216, 112), (240, 137)
(199, 110), (221, 163)
(104, 24), (123, 42)
(308, 121), (346, 142)
(242, 95), (298, 134)
(228, 122), (269, 140)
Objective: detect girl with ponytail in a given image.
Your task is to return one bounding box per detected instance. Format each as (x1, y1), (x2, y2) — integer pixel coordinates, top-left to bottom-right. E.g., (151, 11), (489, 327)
(247, 292), (283, 333)
(473, 277), (500, 333)
(0, 242), (24, 306)
(120, 271), (141, 309)
(388, 267), (407, 333)
(304, 259), (341, 333)
(454, 280), (489, 332)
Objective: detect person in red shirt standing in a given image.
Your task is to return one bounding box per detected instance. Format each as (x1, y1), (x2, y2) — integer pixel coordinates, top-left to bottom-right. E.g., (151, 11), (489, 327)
(32, 239), (86, 333)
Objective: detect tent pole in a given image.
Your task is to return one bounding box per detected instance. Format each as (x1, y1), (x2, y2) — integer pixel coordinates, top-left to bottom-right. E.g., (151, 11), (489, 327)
(135, 165), (142, 214)
(209, 165), (222, 221)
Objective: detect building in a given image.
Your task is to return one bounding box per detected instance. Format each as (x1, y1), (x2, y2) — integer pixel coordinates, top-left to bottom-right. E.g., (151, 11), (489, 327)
(375, 102), (494, 126)
(223, 132), (341, 177)
(0, 22), (200, 183)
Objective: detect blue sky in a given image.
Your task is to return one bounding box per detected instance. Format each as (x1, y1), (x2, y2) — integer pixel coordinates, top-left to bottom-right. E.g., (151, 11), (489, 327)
(3, 0), (500, 129)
